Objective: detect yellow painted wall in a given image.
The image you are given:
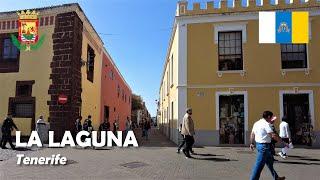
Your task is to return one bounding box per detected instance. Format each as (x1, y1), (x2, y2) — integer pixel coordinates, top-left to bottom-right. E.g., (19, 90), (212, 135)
(80, 31), (102, 131)
(187, 87), (320, 131)
(186, 16), (320, 132)
(187, 18), (320, 85)
(159, 27), (179, 130)
(0, 26), (54, 136)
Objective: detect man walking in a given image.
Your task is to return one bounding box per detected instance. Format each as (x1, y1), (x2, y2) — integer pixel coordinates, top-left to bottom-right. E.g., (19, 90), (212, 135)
(177, 124), (185, 153)
(181, 108), (195, 158)
(278, 117), (292, 159)
(250, 111), (287, 180)
(83, 115), (92, 132)
(75, 116), (83, 134)
(143, 120), (151, 140)
(1, 114), (18, 149)
(99, 118), (110, 131)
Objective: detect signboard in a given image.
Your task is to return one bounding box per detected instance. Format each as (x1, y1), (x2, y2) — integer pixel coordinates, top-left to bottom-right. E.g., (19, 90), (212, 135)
(58, 94), (68, 105)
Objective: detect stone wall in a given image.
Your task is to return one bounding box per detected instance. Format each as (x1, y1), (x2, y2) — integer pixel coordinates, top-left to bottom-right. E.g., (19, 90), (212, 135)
(48, 11), (83, 140)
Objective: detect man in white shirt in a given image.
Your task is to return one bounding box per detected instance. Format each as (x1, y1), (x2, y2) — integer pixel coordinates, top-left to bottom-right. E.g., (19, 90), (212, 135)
(278, 117), (292, 159)
(250, 111), (287, 180)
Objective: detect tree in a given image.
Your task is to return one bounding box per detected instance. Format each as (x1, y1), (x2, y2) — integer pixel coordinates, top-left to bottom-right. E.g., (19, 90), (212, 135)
(131, 94), (143, 111)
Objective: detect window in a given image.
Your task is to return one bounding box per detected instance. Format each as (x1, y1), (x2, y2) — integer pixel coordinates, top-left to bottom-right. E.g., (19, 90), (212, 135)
(87, 45), (95, 82)
(17, 85), (31, 96)
(3, 38), (18, 59)
(171, 101), (174, 121)
(0, 34), (20, 73)
(8, 97), (35, 118)
(218, 31), (243, 71)
(117, 85), (120, 98)
(14, 103), (34, 117)
(167, 69), (170, 94)
(281, 44), (307, 69)
(16, 81), (34, 97)
(109, 70), (114, 80)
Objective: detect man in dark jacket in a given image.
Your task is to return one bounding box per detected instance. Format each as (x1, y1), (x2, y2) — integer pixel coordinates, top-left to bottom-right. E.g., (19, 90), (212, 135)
(1, 114), (18, 149)
(99, 118), (110, 131)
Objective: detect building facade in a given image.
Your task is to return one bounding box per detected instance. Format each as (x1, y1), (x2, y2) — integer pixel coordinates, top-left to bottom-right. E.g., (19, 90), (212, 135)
(0, 3), (131, 140)
(100, 52), (132, 131)
(159, 1), (320, 147)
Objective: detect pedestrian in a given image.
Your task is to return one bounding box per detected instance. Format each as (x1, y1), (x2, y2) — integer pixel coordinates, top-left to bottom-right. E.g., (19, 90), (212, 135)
(113, 120), (118, 135)
(36, 115), (47, 144)
(177, 123), (185, 153)
(143, 120), (151, 140)
(75, 116), (83, 134)
(278, 117), (292, 159)
(125, 117), (132, 135)
(1, 114), (18, 149)
(36, 115), (46, 131)
(99, 117), (110, 131)
(181, 108), (195, 158)
(269, 116), (278, 158)
(88, 120), (93, 133)
(83, 115), (92, 131)
(250, 111), (287, 180)
(82, 115), (92, 142)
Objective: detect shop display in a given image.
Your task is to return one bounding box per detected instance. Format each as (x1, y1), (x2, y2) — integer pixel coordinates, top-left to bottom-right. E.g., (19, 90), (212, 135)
(219, 95), (245, 144)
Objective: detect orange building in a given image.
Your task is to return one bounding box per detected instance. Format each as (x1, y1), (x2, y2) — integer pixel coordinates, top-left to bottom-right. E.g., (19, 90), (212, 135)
(100, 51), (132, 131)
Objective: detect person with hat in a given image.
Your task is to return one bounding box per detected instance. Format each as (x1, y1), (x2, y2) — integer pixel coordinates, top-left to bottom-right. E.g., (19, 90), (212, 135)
(250, 111), (287, 180)
(181, 108), (195, 158)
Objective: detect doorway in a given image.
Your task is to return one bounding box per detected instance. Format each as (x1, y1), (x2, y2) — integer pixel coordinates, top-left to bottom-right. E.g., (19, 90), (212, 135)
(217, 93), (247, 145)
(282, 93), (313, 146)
(104, 106), (109, 121)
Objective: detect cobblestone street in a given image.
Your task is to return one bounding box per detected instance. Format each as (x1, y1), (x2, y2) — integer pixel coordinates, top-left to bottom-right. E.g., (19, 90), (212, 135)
(0, 128), (320, 180)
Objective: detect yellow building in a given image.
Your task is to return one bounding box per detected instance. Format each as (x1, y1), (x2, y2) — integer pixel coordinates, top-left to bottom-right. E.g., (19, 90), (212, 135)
(159, 0), (320, 147)
(0, 4), (131, 140)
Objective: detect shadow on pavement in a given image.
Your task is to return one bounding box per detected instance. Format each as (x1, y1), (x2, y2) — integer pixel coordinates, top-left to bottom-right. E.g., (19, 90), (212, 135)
(276, 161), (320, 166)
(192, 157), (236, 162)
(193, 153), (224, 157)
(14, 147), (32, 151)
(284, 155), (320, 162)
(287, 155), (308, 158)
(299, 158), (320, 162)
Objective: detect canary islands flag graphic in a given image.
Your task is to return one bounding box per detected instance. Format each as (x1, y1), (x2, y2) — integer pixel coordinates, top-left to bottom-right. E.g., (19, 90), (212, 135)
(259, 11), (309, 44)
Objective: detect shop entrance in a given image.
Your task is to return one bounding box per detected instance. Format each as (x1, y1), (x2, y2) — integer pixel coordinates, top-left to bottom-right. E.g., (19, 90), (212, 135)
(283, 93), (313, 146)
(218, 94), (245, 144)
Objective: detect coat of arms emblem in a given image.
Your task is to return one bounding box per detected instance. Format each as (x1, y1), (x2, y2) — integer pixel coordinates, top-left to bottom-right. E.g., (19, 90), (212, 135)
(11, 10), (45, 51)
(277, 22), (290, 33)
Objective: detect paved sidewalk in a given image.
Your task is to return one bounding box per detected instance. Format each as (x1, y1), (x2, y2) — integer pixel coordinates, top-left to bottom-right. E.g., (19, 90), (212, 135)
(0, 129), (319, 180)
